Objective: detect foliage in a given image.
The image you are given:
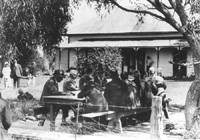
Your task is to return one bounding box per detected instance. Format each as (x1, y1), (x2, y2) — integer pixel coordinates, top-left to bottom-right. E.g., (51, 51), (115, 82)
(9, 99), (39, 122)
(0, 0), (75, 66)
(77, 47), (122, 86)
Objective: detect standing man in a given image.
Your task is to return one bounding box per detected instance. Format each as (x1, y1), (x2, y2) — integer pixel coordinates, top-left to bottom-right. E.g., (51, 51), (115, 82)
(0, 92), (12, 140)
(39, 69), (68, 126)
(13, 59), (23, 88)
(146, 56), (154, 76)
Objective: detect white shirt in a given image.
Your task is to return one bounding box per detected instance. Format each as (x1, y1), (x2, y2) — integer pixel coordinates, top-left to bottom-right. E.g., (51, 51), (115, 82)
(2, 67), (11, 78)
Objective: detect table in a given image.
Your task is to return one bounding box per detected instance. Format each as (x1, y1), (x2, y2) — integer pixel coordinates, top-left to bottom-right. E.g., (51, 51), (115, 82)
(43, 95), (85, 131)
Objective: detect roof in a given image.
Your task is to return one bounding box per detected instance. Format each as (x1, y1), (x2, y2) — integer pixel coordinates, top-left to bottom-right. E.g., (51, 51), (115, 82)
(68, 5), (176, 34)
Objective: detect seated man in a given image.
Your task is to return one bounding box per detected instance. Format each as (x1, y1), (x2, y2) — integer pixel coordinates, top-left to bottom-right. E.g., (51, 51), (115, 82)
(79, 67), (94, 91)
(63, 68), (79, 95)
(38, 69), (69, 126)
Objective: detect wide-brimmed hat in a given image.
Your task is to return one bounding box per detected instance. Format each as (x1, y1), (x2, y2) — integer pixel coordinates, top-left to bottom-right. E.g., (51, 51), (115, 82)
(154, 75), (164, 84)
(128, 75), (135, 81)
(149, 67), (155, 74)
(4, 62), (9, 65)
(53, 70), (65, 78)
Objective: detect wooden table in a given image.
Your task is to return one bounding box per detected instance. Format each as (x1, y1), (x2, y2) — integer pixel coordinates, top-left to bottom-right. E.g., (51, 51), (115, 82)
(43, 95), (85, 131)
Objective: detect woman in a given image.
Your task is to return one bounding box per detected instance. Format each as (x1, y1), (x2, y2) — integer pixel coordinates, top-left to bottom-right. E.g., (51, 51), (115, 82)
(2, 62), (11, 88)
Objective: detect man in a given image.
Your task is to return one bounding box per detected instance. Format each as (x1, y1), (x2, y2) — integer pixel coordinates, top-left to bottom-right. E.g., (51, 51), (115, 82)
(146, 67), (169, 119)
(0, 93), (12, 140)
(146, 56), (154, 76)
(39, 69), (68, 126)
(13, 59), (23, 88)
(104, 70), (129, 133)
(62, 68), (79, 125)
(79, 67), (94, 91)
(153, 75), (169, 119)
(63, 68), (79, 95)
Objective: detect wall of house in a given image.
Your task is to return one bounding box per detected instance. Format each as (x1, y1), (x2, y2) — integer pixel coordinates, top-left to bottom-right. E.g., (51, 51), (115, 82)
(159, 48), (173, 77)
(145, 48), (157, 70)
(55, 49), (69, 71)
(56, 47), (193, 78)
(69, 49), (77, 68)
(145, 48), (173, 77)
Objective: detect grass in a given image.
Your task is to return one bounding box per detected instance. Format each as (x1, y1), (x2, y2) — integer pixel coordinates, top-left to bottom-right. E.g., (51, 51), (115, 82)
(9, 99), (39, 122)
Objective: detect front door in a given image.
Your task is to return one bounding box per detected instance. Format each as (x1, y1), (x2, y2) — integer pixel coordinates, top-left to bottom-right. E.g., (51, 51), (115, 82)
(137, 49), (146, 78)
(173, 48), (187, 79)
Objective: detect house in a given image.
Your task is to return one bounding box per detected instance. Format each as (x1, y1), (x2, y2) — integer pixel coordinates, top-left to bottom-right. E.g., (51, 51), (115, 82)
(55, 5), (194, 79)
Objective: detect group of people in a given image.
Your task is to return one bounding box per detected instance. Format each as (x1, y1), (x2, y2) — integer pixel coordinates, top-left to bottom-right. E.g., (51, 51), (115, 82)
(38, 65), (169, 128)
(1, 60), (37, 89)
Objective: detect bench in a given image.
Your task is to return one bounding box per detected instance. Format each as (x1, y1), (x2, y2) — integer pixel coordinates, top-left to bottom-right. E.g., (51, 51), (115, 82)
(80, 111), (115, 118)
(80, 111), (115, 128)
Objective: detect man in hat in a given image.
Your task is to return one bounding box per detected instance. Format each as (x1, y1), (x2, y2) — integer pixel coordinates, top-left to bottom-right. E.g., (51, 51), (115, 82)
(62, 68), (79, 125)
(38, 69), (67, 126)
(79, 67), (94, 91)
(146, 67), (169, 119)
(63, 68), (79, 95)
(13, 59), (23, 88)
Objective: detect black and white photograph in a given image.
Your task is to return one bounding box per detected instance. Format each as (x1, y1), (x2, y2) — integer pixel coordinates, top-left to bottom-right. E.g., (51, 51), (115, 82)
(0, 0), (199, 139)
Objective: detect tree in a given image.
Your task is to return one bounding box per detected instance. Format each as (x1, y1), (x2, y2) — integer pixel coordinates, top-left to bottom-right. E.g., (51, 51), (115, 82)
(83, 0), (200, 133)
(0, 0), (73, 67)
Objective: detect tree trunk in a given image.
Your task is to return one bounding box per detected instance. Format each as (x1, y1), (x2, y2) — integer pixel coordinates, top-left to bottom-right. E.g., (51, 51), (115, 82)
(185, 34), (200, 130)
(185, 80), (200, 130)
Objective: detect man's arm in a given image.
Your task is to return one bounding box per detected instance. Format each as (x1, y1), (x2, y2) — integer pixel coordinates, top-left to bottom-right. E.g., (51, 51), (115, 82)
(48, 80), (62, 95)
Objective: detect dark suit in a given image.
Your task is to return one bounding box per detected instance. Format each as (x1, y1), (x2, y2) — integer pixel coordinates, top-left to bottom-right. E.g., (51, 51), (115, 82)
(13, 64), (23, 88)
(40, 77), (61, 104)
(104, 79), (129, 112)
(39, 77), (69, 125)
(0, 98), (12, 140)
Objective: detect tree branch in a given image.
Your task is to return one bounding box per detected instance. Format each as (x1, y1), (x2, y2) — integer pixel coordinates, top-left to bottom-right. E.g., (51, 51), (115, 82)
(175, 0), (188, 26)
(109, 0), (166, 21)
(168, 0), (176, 9)
(147, 0), (187, 34)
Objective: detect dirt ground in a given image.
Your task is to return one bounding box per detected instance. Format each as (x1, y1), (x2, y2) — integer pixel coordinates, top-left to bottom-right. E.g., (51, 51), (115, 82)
(0, 76), (191, 139)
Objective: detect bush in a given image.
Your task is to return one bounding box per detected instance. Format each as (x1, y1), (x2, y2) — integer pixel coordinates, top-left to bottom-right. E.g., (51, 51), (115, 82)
(77, 47), (122, 87)
(9, 99), (39, 122)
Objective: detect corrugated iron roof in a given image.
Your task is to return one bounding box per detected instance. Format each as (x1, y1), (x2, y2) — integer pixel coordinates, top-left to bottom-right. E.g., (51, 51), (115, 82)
(68, 5), (176, 34)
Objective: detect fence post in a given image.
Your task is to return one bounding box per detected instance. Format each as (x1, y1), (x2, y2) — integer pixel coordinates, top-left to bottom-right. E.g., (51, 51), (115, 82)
(150, 96), (163, 140)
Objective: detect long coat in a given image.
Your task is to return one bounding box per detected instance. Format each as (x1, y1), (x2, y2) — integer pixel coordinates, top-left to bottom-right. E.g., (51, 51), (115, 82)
(104, 79), (129, 111)
(14, 64), (23, 78)
(0, 98), (12, 140)
(40, 77), (61, 105)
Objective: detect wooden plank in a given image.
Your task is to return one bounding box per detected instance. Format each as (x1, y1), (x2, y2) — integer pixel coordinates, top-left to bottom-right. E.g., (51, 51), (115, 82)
(81, 111), (115, 118)
(43, 95), (85, 101)
(150, 96), (163, 140)
(43, 95), (85, 105)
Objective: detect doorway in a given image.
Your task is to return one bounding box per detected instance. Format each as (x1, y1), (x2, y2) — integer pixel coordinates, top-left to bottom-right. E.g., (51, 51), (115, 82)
(173, 48), (187, 79)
